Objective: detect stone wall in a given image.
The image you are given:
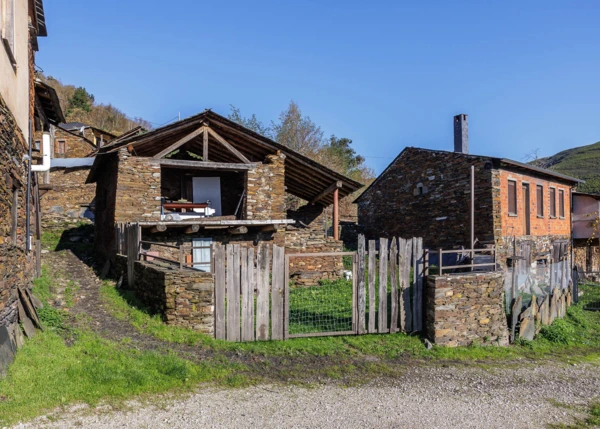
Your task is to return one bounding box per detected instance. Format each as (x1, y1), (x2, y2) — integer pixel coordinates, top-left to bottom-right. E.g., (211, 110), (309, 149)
(42, 128), (95, 159)
(41, 167), (95, 228)
(0, 94), (35, 331)
(114, 149), (162, 222)
(495, 234), (571, 270)
(357, 148), (495, 250)
(246, 153), (286, 221)
(286, 204), (344, 285)
(133, 261), (214, 333)
(425, 271), (509, 347)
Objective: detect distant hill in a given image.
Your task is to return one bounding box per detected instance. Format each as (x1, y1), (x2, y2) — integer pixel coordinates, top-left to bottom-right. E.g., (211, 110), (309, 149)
(534, 141), (600, 194)
(39, 74), (152, 136)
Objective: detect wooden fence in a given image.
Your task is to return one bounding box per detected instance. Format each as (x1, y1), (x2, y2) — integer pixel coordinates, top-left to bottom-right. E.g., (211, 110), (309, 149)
(357, 235), (424, 334)
(115, 222), (141, 288)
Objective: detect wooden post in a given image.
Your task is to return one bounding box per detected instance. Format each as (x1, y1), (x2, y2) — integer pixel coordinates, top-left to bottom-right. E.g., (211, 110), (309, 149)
(203, 125), (209, 161)
(438, 248), (443, 274)
(470, 165), (475, 271)
(333, 188), (339, 240)
(378, 237), (388, 333)
(214, 244), (226, 340)
(179, 245), (184, 270)
(357, 235), (366, 334)
(368, 239), (377, 333)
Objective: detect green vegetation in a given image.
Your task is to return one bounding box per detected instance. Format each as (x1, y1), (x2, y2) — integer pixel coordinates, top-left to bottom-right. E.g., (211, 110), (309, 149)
(534, 141), (600, 194)
(0, 270), (244, 426)
(101, 279), (600, 362)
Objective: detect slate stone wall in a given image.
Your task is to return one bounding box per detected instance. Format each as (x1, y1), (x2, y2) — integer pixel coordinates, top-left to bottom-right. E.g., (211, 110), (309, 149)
(357, 148), (495, 250)
(133, 261), (214, 333)
(425, 271), (509, 347)
(41, 167), (95, 228)
(114, 149), (162, 222)
(0, 94), (34, 330)
(286, 204), (344, 286)
(246, 153), (286, 221)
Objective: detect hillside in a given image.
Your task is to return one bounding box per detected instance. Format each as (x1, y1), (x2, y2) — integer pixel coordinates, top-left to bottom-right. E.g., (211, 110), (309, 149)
(535, 141), (600, 194)
(39, 74), (152, 135)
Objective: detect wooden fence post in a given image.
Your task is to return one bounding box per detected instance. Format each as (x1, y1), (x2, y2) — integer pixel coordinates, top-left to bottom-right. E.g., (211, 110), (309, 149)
(368, 239), (377, 334)
(389, 238), (399, 333)
(357, 235), (366, 334)
(378, 237), (388, 333)
(214, 244), (226, 340)
(271, 245), (285, 340)
(401, 238), (413, 332)
(256, 245), (271, 340)
(413, 237), (424, 332)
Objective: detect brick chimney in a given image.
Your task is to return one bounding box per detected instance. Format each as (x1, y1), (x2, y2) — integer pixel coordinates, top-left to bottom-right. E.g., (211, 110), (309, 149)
(453, 114), (468, 154)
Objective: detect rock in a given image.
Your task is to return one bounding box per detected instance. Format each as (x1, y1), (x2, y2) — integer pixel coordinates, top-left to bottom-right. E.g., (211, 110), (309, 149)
(0, 325), (15, 375)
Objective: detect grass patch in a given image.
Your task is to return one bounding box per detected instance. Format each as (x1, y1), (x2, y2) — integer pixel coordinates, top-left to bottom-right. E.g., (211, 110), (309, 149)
(100, 279), (600, 363)
(0, 329), (242, 426)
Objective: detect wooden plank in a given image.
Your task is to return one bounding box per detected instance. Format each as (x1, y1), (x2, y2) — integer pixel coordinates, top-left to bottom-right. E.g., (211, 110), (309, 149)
(284, 254), (290, 339)
(159, 159), (258, 171)
(401, 238), (413, 332)
(241, 248), (255, 342)
(256, 245), (270, 341)
(352, 251), (358, 333)
(203, 125), (209, 161)
(368, 240), (377, 334)
(214, 244), (226, 340)
(226, 245), (241, 341)
(206, 126), (251, 164)
(153, 127), (204, 159)
(389, 238), (399, 333)
(413, 237), (424, 332)
(378, 238), (389, 333)
(308, 181), (342, 205)
(271, 245), (285, 340)
(357, 235), (366, 334)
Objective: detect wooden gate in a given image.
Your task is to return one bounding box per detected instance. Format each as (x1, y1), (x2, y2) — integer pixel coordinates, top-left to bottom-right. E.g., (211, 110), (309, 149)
(213, 236), (425, 342)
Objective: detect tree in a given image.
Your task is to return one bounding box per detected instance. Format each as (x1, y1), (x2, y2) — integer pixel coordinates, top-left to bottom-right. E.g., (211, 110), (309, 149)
(68, 86), (94, 113)
(227, 105), (270, 136)
(270, 101), (323, 156)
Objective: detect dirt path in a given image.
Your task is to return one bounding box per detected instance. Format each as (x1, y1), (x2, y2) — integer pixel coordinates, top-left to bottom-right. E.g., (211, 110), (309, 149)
(18, 362), (600, 428)
(43, 250), (217, 362)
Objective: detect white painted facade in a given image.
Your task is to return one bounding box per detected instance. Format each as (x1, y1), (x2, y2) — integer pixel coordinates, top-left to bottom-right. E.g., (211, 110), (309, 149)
(0, 0), (31, 139)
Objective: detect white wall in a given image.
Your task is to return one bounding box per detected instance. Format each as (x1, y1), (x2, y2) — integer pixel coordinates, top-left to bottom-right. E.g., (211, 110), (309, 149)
(0, 0), (31, 139)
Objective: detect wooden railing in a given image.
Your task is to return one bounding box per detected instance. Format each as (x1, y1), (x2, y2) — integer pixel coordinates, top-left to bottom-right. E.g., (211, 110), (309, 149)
(138, 240), (214, 272)
(428, 247), (497, 274)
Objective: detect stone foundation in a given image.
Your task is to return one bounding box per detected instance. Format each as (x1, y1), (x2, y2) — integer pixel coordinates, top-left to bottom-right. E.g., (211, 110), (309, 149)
(133, 261), (214, 333)
(426, 271), (509, 347)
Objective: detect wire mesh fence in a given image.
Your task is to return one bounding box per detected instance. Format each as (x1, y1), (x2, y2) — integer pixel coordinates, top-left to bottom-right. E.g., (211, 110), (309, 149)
(288, 279), (354, 335)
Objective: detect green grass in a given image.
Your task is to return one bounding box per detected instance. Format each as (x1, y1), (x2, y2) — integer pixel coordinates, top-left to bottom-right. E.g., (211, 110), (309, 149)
(0, 268), (246, 426)
(100, 279), (600, 362)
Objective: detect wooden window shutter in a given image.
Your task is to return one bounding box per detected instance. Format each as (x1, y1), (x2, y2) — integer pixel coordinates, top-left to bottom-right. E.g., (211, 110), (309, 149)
(508, 180), (517, 215)
(536, 185), (544, 217)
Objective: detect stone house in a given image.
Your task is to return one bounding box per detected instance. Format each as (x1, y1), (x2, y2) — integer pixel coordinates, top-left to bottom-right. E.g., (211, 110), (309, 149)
(356, 114), (582, 267)
(87, 110), (362, 284)
(34, 122), (142, 228)
(572, 191), (600, 276)
(1, 0), (51, 371)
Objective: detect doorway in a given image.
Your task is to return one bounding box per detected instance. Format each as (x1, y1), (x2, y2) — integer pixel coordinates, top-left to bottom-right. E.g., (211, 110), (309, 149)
(522, 183), (531, 235)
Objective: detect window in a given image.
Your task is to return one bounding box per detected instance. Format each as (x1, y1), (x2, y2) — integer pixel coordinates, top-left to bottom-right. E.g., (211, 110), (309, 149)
(55, 139), (66, 154)
(559, 189), (565, 218)
(34, 140), (41, 152)
(9, 175), (19, 243)
(536, 185), (544, 217)
(549, 187), (556, 218)
(508, 180), (517, 215)
(1, 0), (16, 65)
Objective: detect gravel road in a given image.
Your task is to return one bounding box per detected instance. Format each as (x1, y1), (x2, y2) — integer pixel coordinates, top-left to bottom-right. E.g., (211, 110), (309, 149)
(14, 361), (599, 429)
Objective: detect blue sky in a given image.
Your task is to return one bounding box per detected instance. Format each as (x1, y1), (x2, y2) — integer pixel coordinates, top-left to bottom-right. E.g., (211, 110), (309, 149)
(37, 1), (600, 174)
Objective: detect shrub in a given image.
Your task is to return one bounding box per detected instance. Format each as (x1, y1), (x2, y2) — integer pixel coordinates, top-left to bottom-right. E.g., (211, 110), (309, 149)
(539, 318), (575, 345)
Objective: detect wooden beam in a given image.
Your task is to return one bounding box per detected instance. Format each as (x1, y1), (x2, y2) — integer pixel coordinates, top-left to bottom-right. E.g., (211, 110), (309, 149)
(259, 224), (278, 233)
(333, 187), (339, 240)
(185, 224), (200, 234)
(152, 127), (204, 159)
(229, 226), (248, 235)
(206, 127), (251, 164)
(159, 159), (258, 171)
(309, 181), (342, 205)
(203, 126), (209, 161)
(149, 224), (167, 233)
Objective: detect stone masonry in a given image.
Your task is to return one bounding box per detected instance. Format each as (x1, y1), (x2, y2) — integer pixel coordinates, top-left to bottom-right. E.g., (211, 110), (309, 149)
(246, 153), (286, 221)
(425, 271), (509, 347)
(0, 94), (35, 330)
(133, 261), (214, 333)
